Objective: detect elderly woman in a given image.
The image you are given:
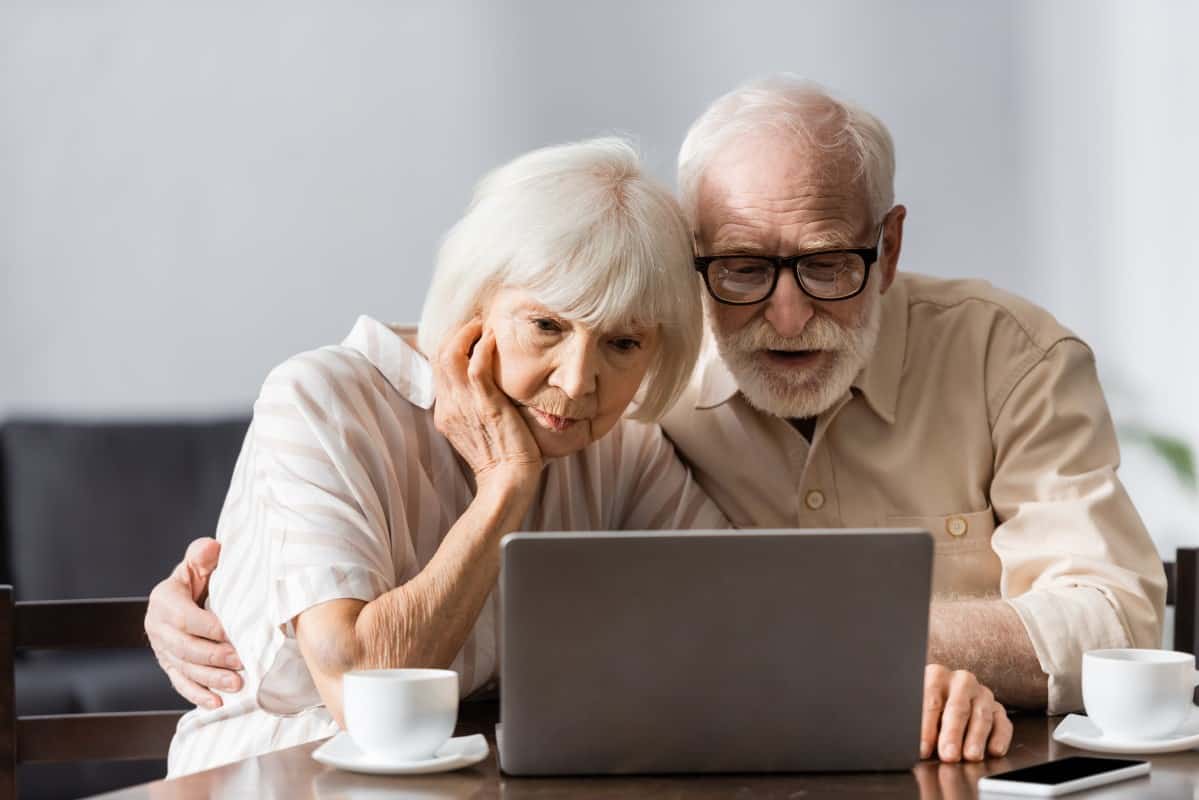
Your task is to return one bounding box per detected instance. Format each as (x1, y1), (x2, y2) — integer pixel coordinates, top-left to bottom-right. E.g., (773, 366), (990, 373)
(165, 138), (728, 775)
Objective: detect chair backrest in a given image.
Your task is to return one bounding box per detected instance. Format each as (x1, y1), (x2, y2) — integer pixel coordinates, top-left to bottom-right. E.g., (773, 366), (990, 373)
(0, 418), (249, 600)
(0, 586), (184, 800)
(1165, 547), (1198, 655)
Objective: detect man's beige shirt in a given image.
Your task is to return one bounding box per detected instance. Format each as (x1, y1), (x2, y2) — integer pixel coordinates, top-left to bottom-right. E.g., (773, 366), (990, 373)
(662, 272), (1166, 713)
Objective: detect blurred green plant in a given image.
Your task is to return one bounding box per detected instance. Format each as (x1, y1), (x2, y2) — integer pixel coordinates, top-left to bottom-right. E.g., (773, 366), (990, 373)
(1121, 425), (1197, 493)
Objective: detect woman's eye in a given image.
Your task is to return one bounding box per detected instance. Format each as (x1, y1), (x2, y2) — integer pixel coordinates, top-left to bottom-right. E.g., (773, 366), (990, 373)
(532, 318), (561, 333)
(611, 338), (641, 352)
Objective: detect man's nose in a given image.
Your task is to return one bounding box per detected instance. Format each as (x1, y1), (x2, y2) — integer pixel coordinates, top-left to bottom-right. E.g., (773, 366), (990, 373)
(552, 341), (599, 399)
(763, 269), (815, 338)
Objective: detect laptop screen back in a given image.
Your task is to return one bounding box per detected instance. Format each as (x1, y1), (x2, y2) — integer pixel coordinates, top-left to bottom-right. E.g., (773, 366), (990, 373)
(499, 529), (933, 775)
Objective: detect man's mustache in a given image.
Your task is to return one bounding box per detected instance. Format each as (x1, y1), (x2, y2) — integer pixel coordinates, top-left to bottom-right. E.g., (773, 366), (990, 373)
(727, 313), (853, 353)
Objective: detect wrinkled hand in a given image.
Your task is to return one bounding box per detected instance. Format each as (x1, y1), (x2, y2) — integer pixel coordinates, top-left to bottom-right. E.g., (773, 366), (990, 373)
(921, 665), (1012, 762)
(145, 537), (243, 709)
(432, 318), (542, 490)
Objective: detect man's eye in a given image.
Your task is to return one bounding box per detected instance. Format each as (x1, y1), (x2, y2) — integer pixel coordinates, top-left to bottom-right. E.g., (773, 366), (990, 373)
(804, 261), (843, 273)
(611, 338), (641, 352)
(533, 318), (562, 333)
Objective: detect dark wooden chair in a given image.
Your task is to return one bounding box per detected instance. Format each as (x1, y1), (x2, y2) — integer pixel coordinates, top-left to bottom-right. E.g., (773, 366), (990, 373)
(1165, 548), (1198, 655)
(0, 586), (185, 800)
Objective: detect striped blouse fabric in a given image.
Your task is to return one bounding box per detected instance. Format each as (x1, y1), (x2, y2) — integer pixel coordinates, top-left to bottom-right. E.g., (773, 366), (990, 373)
(167, 315), (728, 776)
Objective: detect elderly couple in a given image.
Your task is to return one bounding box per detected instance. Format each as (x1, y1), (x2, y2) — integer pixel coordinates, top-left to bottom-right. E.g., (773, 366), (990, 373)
(146, 75), (1165, 776)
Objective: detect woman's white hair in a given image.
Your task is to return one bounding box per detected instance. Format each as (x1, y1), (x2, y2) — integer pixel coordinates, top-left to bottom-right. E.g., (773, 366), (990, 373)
(677, 74), (896, 227)
(419, 137), (701, 421)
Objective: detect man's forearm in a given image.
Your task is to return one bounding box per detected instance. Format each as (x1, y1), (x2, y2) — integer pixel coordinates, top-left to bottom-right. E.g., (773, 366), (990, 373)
(928, 599), (1048, 709)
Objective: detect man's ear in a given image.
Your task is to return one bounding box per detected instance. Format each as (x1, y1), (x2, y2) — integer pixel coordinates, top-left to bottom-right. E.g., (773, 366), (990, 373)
(878, 204), (906, 294)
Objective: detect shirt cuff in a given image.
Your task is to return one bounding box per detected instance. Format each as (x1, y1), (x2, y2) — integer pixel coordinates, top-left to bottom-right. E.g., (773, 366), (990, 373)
(258, 563), (390, 716)
(271, 562), (390, 632)
(1007, 586), (1132, 714)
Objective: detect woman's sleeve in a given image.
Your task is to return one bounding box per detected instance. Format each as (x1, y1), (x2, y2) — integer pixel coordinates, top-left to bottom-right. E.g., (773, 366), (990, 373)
(611, 420), (730, 531)
(247, 350), (410, 714)
(256, 352), (404, 632)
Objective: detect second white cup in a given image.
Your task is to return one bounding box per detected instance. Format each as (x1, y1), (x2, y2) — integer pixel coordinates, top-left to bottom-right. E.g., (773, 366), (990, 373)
(1082, 649), (1199, 740)
(343, 668), (459, 761)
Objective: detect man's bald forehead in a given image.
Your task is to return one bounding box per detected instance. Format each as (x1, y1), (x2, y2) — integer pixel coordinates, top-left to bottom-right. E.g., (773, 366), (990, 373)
(700, 129), (863, 197)
(678, 77), (896, 235)
(694, 130), (874, 251)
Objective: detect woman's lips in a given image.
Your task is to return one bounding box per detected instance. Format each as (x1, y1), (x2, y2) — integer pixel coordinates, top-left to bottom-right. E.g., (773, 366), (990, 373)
(528, 407), (580, 433)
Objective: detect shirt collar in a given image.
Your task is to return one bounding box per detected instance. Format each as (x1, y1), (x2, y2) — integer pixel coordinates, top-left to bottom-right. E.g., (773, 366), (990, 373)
(695, 339), (740, 410)
(694, 276), (908, 424)
(851, 275), (907, 425)
(341, 315), (435, 409)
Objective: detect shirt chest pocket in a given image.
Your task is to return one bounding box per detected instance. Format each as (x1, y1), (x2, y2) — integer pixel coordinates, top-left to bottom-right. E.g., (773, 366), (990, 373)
(886, 506), (997, 555)
(886, 507), (1001, 598)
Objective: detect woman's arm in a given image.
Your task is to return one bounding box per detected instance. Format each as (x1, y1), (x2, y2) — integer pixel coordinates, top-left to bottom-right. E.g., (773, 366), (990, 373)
(295, 320), (541, 727)
(294, 473), (533, 727)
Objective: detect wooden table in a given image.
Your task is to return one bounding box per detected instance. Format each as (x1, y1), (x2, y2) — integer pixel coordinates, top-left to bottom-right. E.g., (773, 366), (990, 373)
(90, 702), (1199, 799)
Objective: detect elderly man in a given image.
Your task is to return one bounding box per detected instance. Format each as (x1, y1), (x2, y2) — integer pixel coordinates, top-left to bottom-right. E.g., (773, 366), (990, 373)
(145, 76), (1164, 764)
(666, 76), (1163, 717)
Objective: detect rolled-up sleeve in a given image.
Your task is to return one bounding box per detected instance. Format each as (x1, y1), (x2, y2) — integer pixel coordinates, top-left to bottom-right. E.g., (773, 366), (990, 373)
(990, 338), (1166, 713)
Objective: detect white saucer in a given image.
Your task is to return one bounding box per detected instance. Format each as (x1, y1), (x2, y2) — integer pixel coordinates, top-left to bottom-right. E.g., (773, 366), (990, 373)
(312, 733), (490, 775)
(1053, 709), (1199, 754)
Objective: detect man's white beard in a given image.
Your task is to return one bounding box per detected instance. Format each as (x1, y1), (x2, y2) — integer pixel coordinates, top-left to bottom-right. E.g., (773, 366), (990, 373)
(711, 295), (882, 420)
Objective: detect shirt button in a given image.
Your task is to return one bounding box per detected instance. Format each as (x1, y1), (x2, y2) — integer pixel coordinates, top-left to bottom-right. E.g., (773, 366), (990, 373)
(805, 490), (826, 511)
(946, 517), (969, 538)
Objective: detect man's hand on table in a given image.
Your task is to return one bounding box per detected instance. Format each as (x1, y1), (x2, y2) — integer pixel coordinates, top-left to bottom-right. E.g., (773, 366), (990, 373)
(145, 537), (243, 709)
(921, 664), (1012, 762)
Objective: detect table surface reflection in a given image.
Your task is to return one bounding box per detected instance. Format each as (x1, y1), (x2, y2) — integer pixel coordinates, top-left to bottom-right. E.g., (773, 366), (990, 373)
(90, 702), (1199, 799)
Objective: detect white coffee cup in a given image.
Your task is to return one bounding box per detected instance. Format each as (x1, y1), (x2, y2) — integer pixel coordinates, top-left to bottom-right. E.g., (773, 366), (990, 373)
(342, 668), (459, 760)
(1082, 649), (1199, 740)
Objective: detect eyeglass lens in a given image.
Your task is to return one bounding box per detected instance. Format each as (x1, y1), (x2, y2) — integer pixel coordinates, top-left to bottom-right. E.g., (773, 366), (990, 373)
(708, 252), (868, 303)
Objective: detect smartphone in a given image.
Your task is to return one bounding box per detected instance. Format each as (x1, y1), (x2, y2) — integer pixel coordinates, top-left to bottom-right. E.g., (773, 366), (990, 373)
(977, 756), (1150, 796)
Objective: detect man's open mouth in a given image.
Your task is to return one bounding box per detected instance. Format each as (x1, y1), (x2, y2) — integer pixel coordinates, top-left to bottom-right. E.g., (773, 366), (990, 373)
(763, 349), (823, 366)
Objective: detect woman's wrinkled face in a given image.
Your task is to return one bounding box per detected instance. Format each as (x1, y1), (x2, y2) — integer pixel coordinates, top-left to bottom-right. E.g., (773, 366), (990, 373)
(480, 287), (659, 459)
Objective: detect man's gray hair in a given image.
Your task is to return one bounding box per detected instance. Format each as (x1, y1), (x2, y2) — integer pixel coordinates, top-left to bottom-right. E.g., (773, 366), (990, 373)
(677, 75), (896, 227)
(419, 137), (702, 421)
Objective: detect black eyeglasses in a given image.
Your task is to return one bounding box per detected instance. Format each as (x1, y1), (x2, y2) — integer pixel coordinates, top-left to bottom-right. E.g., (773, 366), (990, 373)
(694, 226), (883, 305)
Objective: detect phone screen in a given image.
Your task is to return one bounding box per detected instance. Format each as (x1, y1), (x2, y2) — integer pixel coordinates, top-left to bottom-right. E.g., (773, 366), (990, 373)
(986, 756), (1146, 785)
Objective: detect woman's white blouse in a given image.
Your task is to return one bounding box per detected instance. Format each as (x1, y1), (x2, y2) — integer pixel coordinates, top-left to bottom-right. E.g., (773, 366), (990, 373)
(167, 316), (727, 776)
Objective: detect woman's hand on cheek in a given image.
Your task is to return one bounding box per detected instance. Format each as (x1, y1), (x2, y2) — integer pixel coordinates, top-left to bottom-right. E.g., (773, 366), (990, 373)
(433, 319), (543, 495)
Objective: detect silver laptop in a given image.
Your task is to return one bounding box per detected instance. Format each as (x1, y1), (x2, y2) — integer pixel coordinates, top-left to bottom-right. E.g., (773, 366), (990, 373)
(497, 529), (933, 775)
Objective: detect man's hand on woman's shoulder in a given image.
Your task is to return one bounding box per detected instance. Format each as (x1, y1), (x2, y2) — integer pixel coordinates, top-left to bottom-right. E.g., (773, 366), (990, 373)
(145, 537), (242, 709)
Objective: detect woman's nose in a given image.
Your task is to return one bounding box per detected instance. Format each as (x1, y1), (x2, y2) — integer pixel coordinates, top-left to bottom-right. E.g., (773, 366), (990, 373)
(552, 344), (598, 398)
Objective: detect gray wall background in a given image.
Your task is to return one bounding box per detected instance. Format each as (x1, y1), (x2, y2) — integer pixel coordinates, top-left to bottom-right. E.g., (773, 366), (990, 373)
(3, 1), (1196, 548)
